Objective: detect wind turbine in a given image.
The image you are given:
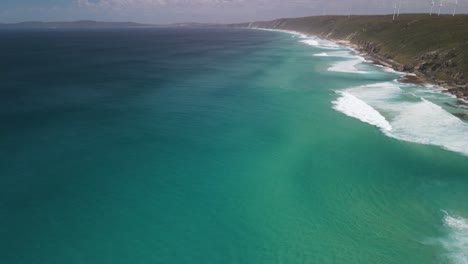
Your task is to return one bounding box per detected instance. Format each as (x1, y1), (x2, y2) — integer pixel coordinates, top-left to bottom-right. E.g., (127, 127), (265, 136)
(393, 1), (398, 21)
(430, 0), (435, 15)
(453, 0), (459, 16)
(438, 0), (443, 16)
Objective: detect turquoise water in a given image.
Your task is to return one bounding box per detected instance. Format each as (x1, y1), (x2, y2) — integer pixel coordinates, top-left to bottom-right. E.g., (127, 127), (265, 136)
(0, 28), (467, 263)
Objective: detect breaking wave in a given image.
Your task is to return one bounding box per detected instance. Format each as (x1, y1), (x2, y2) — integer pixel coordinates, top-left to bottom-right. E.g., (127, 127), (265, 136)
(314, 51), (357, 59)
(312, 50), (370, 74)
(272, 27), (468, 156)
(332, 91), (392, 131)
(300, 37), (341, 50)
(328, 57), (369, 74)
(333, 82), (468, 156)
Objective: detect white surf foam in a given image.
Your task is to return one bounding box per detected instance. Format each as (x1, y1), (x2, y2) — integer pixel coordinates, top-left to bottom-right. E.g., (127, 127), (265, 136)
(251, 27), (343, 51)
(388, 98), (468, 154)
(251, 28), (308, 38)
(328, 58), (368, 74)
(314, 52), (329, 57)
(314, 51), (358, 59)
(255, 25), (468, 157)
(333, 82), (468, 156)
(441, 212), (468, 264)
(347, 82), (402, 99)
(332, 91), (392, 131)
(301, 39), (320, 46)
(316, 49), (371, 74)
(376, 65), (406, 75)
(300, 37), (341, 50)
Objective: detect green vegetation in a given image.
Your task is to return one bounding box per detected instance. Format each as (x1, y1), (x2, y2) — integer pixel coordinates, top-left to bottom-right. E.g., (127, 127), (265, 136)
(238, 14), (468, 93)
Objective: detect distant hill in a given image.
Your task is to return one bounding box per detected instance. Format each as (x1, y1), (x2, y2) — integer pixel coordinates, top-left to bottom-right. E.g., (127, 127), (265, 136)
(232, 14), (468, 98)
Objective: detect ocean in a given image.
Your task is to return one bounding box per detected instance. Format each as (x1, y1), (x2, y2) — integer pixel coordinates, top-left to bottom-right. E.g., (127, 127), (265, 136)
(0, 27), (467, 264)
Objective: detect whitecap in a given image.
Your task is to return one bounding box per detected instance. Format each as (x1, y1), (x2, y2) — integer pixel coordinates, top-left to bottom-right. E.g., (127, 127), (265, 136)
(301, 39), (320, 46)
(387, 98), (468, 154)
(328, 58), (369, 74)
(314, 51), (358, 59)
(300, 37), (341, 50)
(441, 211), (468, 264)
(313, 52), (329, 57)
(343, 82), (402, 100)
(332, 91), (392, 131)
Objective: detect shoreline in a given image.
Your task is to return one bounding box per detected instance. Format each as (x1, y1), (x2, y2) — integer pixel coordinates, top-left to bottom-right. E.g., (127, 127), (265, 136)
(245, 25), (468, 101)
(333, 39), (432, 86)
(253, 27), (429, 87)
(335, 40), (468, 101)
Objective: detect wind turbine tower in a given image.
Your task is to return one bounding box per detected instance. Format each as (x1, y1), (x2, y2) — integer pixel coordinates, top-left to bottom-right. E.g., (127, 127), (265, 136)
(438, 0), (443, 16)
(393, 1), (398, 21)
(430, 0), (435, 15)
(453, 0), (458, 16)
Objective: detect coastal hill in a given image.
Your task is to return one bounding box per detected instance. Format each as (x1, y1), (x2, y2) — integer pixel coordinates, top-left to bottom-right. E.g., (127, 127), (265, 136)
(233, 14), (468, 98)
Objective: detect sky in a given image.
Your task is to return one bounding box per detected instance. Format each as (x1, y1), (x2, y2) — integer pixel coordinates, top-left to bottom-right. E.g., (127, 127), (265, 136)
(0, 0), (467, 23)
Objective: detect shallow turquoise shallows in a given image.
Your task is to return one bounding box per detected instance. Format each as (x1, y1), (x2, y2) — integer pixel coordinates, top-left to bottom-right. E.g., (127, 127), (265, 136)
(0, 28), (467, 264)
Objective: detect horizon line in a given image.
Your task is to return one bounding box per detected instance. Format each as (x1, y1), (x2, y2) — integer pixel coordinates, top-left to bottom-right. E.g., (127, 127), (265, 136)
(1, 13), (468, 25)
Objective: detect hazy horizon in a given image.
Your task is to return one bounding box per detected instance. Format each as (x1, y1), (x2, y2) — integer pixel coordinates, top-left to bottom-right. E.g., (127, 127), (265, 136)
(2, 13), (468, 25)
(1, 0), (468, 24)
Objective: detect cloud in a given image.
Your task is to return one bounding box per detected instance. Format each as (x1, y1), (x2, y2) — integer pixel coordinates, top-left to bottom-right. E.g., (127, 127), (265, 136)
(72, 0), (468, 23)
(75, 0), (251, 9)
(74, 0), (426, 12)
(76, 0), (163, 9)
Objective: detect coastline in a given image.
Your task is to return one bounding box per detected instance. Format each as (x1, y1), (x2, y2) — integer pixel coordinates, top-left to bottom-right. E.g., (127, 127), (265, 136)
(252, 27), (430, 89)
(260, 27), (468, 157)
(251, 27), (468, 125)
(334, 39), (468, 101)
(233, 15), (468, 101)
(333, 39), (432, 86)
